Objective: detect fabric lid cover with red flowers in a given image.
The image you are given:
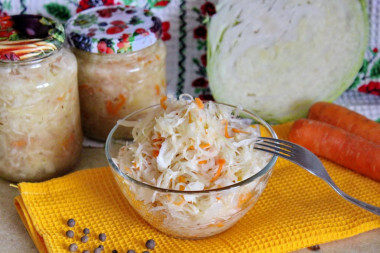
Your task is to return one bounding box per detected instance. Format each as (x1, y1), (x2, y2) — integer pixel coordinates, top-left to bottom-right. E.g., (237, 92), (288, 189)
(0, 15), (64, 62)
(66, 5), (162, 54)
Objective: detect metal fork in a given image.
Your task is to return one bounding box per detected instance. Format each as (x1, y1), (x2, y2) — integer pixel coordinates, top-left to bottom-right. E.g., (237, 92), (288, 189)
(254, 137), (380, 216)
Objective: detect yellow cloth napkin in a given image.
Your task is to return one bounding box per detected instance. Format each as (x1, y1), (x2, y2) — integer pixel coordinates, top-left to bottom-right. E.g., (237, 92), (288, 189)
(14, 123), (380, 253)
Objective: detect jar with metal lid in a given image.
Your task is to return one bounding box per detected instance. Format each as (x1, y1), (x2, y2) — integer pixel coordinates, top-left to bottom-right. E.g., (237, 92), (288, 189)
(66, 6), (167, 141)
(0, 15), (83, 182)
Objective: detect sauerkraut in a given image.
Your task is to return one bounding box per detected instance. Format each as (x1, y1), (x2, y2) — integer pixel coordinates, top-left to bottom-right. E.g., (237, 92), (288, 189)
(114, 95), (273, 238)
(74, 40), (166, 141)
(0, 48), (83, 182)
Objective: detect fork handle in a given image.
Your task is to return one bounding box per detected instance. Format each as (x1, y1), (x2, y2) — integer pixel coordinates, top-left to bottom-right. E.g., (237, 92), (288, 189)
(327, 180), (380, 216)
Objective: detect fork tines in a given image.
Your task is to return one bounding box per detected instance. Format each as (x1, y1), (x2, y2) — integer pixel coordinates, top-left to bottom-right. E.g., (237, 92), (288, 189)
(254, 137), (295, 158)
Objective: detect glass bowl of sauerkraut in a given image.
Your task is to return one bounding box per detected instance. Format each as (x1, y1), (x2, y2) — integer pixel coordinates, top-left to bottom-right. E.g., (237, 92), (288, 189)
(105, 94), (278, 239)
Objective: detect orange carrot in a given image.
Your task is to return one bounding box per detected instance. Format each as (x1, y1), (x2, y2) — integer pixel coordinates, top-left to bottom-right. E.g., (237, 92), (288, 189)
(106, 94), (126, 116)
(152, 150), (159, 157)
(194, 97), (204, 109)
(11, 140), (27, 148)
(198, 160), (208, 164)
(238, 192), (253, 208)
(199, 142), (210, 149)
(62, 133), (75, 151)
(211, 159), (226, 182)
(289, 119), (380, 181)
(308, 102), (380, 145)
(57, 95), (65, 101)
(160, 96), (167, 109)
(152, 137), (163, 143)
(178, 175), (186, 183)
(174, 195), (185, 205)
(222, 120), (233, 138)
(154, 84), (160, 96)
(208, 221), (224, 228)
(133, 162), (140, 171)
(232, 128), (249, 134)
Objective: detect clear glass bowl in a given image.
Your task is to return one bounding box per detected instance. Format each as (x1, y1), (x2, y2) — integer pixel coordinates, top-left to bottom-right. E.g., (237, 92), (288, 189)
(105, 103), (278, 239)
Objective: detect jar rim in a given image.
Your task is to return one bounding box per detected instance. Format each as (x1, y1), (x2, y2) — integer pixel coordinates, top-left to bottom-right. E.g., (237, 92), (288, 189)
(0, 47), (63, 65)
(0, 15), (65, 63)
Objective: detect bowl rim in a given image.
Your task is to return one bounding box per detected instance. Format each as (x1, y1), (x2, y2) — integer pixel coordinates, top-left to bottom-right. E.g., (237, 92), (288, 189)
(105, 102), (278, 194)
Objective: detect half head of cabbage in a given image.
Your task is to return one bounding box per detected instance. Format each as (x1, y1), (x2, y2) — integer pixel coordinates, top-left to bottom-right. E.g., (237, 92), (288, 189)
(207, 0), (368, 123)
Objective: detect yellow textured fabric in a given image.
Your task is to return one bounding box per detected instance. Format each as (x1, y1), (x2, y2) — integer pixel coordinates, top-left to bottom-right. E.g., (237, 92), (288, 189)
(15, 122), (380, 253)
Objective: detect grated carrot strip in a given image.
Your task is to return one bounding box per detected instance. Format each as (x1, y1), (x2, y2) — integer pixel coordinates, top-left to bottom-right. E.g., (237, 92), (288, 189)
(194, 97), (204, 109)
(198, 160), (207, 164)
(154, 84), (160, 96)
(232, 128), (250, 134)
(179, 185), (185, 191)
(222, 120), (233, 138)
(208, 221), (224, 228)
(133, 162), (139, 171)
(57, 95), (65, 101)
(238, 192), (253, 208)
(188, 145), (195, 150)
(106, 94), (126, 116)
(174, 195), (185, 205)
(160, 96), (167, 109)
(178, 176), (186, 183)
(152, 137), (164, 143)
(211, 159), (226, 182)
(11, 140), (27, 148)
(152, 150), (159, 157)
(199, 142), (210, 149)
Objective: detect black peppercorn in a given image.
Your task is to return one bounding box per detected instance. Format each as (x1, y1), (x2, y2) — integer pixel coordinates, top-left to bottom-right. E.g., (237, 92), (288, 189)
(81, 235), (89, 243)
(67, 218), (76, 227)
(66, 230), (74, 238)
(68, 243), (78, 252)
(83, 228), (90, 234)
(145, 239), (155, 250)
(98, 233), (106, 242)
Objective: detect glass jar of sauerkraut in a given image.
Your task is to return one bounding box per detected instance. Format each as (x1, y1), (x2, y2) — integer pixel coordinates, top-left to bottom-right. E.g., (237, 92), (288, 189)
(0, 15), (83, 182)
(66, 6), (167, 141)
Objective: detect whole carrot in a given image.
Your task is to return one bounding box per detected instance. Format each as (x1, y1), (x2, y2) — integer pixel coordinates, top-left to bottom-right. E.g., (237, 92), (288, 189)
(289, 119), (380, 182)
(308, 102), (380, 144)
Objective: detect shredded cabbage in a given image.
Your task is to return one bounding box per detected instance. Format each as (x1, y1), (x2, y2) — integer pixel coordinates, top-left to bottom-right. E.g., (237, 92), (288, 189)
(115, 95), (272, 238)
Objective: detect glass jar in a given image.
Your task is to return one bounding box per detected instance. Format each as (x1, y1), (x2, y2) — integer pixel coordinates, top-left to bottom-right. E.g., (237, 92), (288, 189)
(66, 6), (167, 141)
(0, 15), (83, 182)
